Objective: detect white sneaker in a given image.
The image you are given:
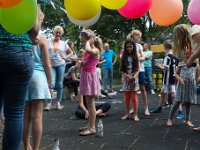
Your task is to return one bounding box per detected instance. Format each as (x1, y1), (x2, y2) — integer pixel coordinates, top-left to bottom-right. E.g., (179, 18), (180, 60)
(151, 90), (155, 94)
(137, 91), (141, 94)
(44, 105), (51, 111)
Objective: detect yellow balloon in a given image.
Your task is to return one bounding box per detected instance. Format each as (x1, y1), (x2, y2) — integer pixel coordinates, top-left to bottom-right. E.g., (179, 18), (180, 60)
(64, 0), (101, 20)
(100, 0), (127, 10)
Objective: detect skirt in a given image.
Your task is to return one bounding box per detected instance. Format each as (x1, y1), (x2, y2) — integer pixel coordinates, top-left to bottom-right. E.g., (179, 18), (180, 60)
(80, 70), (100, 96)
(26, 70), (51, 101)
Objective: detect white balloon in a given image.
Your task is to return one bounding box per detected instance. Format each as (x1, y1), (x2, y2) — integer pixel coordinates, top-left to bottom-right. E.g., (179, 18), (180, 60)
(67, 7), (101, 27)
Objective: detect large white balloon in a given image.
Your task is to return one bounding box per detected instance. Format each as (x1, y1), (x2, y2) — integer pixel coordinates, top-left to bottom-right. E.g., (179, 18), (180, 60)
(67, 7), (101, 27)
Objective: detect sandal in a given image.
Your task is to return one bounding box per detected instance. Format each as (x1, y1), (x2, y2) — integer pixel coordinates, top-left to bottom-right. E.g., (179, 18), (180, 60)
(79, 124), (89, 131)
(193, 127), (200, 131)
(79, 128), (96, 136)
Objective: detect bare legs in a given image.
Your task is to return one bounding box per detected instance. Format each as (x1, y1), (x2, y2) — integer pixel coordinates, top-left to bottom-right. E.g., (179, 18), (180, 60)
(23, 100), (44, 150)
(140, 85), (150, 115)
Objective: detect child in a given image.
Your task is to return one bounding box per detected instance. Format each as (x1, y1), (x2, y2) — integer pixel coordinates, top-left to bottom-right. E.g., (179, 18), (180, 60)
(23, 8), (52, 150)
(120, 39), (140, 121)
(151, 40), (178, 113)
(167, 24), (199, 127)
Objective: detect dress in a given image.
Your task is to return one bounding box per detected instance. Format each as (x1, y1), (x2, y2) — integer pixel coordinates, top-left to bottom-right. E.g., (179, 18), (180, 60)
(26, 45), (51, 101)
(80, 52), (100, 96)
(121, 56), (139, 92)
(176, 62), (197, 104)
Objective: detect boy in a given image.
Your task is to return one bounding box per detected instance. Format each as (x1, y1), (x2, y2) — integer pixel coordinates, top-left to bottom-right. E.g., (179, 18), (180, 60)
(151, 40), (178, 113)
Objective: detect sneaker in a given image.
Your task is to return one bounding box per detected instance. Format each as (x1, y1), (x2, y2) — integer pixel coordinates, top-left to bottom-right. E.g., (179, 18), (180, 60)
(162, 102), (170, 109)
(119, 89), (123, 92)
(108, 91), (117, 96)
(99, 94), (106, 98)
(44, 103), (51, 111)
(151, 90), (155, 94)
(150, 107), (162, 113)
(57, 105), (64, 110)
(137, 90), (141, 94)
(176, 112), (184, 119)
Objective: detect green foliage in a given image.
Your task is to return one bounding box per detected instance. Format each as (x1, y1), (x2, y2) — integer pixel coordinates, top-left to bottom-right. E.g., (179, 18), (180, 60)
(39, 0), (190, 79)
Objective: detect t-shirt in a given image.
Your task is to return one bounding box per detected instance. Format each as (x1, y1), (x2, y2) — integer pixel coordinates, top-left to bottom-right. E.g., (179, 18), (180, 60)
(136, 43), (145, 72)
(0, 25), (32, 48)
(64, 66), (80, 79)
(162, 54), (179, 85)
(48, 39), (69, 67)
(143, 50), (153, 67)
(102, 49), (116, 69)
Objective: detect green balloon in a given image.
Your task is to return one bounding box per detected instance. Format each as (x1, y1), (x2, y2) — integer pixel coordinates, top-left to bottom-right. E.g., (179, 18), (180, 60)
(1, 0), (37, 35)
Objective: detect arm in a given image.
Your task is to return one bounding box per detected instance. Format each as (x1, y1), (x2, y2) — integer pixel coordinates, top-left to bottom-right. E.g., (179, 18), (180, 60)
(187, 46), (200, 67)
(175, 67), (184, 85)
(28, 19), (40, 42)
(71, 72), (80, 82)
(79, 96), (89, 119)
(85, 41), (99, 57)
(38, 35), (52, 88)
(112, 55), (117, 65)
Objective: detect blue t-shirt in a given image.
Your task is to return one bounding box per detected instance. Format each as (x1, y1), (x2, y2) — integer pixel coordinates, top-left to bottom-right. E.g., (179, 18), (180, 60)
(143, 51), (153, 67)
(102, 49), (116, 69)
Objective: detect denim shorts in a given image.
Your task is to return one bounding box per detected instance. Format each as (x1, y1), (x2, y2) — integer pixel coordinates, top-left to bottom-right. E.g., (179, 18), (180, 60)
(139, 72), (146, 85)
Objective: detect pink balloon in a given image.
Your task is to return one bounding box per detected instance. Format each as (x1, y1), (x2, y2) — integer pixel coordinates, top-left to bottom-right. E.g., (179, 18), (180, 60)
(118, 0), (153, 19)
(187, 0), (200, 25)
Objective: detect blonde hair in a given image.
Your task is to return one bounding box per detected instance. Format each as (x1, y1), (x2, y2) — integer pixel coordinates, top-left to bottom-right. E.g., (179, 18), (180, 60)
(173, 24), (192, 60)
(81, 29), (103, 52)
(127, 30), (142, 39)
(94, 36), (103, 53)
(54, 25), (64, 35)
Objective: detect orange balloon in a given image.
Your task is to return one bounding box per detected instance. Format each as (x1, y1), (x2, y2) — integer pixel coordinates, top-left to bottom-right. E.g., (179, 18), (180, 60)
(149, 0), (183, 26)
(0, 0), (22, 8)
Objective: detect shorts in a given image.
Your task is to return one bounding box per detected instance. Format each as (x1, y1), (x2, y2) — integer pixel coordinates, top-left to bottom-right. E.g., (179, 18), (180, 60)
(161, 85), (176, 93)
(139, 72), (146, 85)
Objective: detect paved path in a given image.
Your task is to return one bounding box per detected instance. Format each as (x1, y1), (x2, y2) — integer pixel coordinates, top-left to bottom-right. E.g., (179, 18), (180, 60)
(18, 91), (200, 150)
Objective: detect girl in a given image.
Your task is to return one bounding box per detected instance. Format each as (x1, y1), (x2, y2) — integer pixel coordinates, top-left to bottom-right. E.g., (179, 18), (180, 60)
(79, 30), (102, 136)
(121, 39), (140, 121)
(128, 30), (150, 116)
(23, 8), (52, 150)
(167, 24), (200, 127)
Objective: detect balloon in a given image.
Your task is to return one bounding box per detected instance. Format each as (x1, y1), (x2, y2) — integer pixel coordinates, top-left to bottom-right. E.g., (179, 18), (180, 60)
(1, 0), (37, 34)
(187, 0), (200, 25)
(0, 0), (22, 8)
(149, 0), (183, 26)
(100, 0), (127, 10)
(118, 0), (153, 19)
(64, 0), (101, 20)
(68, 8), (101, 27)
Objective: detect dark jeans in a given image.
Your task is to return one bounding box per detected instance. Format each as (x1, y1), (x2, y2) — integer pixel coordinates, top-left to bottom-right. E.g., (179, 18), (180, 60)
(63, 78), (79, 96)
(0, 46), (34, 150)
(75, 103), (111, 119)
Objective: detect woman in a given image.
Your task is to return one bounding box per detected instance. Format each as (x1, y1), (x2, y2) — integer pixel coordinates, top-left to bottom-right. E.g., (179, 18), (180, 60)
(45, 25), (72, 110)
(79, 30), (102, 136)
(0, 10), (40, 150)
(23, 8), (52, 150)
